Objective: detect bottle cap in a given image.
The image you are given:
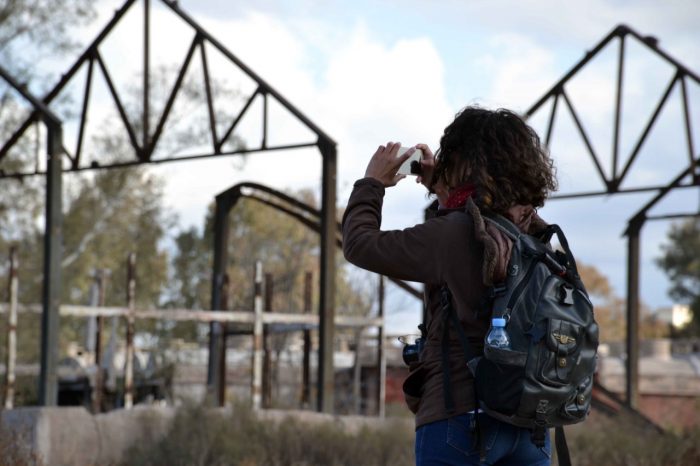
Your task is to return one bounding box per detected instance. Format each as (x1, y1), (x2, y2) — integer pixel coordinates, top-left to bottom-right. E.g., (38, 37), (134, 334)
(492, 317), (507, 327)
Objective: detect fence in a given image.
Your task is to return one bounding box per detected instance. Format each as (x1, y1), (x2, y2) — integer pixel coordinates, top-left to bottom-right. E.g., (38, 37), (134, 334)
(1, 249), (386, 415)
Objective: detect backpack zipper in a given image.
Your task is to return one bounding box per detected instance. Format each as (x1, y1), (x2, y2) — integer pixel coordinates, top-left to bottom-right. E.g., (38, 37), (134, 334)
(504, 257), (540, 320)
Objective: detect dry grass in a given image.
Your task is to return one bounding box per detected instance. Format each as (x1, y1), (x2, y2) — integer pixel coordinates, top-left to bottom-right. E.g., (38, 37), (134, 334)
(566, 411), (700, 466)
(122, 403), (414, 466)
(121, 402), (700, 466)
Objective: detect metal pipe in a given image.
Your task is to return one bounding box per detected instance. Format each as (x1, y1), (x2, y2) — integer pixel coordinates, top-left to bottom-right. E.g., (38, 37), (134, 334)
(352, 329), (362, 414)
(92, 269), (108, 413)
(377, 275), (386, 418)
(217, 273), (230, 406)
(263, 273), (273, 408)
(4, 248), (18, 409)
(124, 253), (136, 409)
(251, 261), (264, 410)
(625, 220), (642, 409)
(143, 0), (150, 152)
(612, 35), (625, 182)
(38, 124), (63, 407)
(318, 138), (337, 414)
(302, 271), (312, 408)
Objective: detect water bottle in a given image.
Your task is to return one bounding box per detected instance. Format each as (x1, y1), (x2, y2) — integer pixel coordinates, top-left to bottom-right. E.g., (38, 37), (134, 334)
(486, 317), (511, 349)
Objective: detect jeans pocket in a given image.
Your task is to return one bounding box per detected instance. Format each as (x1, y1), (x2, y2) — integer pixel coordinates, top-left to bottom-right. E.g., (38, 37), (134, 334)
(446, 413), (500, 458)
(446, 414), (477, 457)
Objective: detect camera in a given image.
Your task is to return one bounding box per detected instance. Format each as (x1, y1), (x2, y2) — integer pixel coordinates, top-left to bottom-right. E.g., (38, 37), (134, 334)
(402, 338), (424, 365)
(399, 324), (426, 365)
(397, 147), (423, 176)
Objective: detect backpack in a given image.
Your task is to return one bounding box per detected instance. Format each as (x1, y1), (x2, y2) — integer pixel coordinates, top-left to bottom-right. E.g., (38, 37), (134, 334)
(440, 212), (599, 465)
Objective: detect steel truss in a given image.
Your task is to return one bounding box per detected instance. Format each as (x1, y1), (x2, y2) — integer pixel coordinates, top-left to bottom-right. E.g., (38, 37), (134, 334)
(525, 24), (699, 408)
(0, 0), (338, 411)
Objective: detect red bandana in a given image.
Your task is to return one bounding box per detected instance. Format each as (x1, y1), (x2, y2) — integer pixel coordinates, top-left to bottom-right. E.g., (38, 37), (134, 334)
(444, 184), (476, 209)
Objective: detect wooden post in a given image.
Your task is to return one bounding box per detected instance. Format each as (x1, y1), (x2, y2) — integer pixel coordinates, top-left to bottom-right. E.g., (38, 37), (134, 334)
(301, 271), (312, 408)
(124, 253), (136, 409)
(4, 248), (18, 409)
(251, 262), (264, 410)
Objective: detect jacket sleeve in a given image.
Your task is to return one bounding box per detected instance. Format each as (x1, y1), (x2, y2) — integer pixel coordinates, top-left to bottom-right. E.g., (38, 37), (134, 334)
(341, 177), (446, 284)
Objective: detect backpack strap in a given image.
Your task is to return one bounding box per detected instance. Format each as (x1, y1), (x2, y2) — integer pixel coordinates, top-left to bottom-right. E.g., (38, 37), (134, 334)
(439, 286), (480, 413)
(439, 285), (487, 462)
(555, 426), (572, 466)
(481, 213), (521, 241)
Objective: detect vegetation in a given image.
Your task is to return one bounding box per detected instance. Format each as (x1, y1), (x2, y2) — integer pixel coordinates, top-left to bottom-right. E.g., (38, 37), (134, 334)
(657, 218), (700, 337)
(122, 403), (414, 466)
(120, 403), (700, 466)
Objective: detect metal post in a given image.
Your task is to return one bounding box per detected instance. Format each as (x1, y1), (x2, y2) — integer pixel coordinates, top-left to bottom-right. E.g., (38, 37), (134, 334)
(208, 197), (229, 403)
(92, 269), (108, 413)
(352, 329), (362, 414)
(4, 248), (18, 409)
(143, 0), (150, 154)
(301, 271), (312, 408)
(377, 275), (386, 418)
(39, 124), (63, 406)
(318, 138), (337, 413)
(251, 261), (264, 410)
(124, 253), (136, 409)
(625, 219), (642, 409)
(262, 273), (273, 408)
(217, 273), (230, 406)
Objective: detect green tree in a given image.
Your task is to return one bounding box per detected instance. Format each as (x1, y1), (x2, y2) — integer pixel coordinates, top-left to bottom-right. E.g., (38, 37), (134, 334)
(656, 218), (700, 337)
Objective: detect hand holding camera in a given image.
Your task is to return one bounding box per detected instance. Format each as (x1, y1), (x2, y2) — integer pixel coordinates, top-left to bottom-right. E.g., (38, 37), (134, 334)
(364, 142), (434, 188)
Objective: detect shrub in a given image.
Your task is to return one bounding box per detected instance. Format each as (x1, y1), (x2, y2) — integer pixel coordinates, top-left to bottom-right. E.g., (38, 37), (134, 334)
(122, 403), (414, 466)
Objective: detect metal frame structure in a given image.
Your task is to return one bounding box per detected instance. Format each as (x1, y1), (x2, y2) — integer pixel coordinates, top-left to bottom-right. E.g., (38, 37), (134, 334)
(0, 0), (339, 411)
(525, 24), (699, 408)
(209, 182), (420, 406)
(0, 64), (65, 406)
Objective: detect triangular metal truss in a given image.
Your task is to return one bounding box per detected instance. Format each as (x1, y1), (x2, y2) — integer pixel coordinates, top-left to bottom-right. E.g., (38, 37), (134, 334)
(0, 0), (334, 176)
(0, 0), (338, 412)
(526, 24), (700, 412)
(526, 24), (699, 202)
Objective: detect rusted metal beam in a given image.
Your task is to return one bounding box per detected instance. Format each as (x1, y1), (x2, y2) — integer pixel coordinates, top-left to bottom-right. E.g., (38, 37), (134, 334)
(301, 271), (312, 408)
(251, 262), (264, 410)
(625, 219), (642, 409)
(377, 275), (386, 418)
(318, 138), (337, 414)
(4, 248), (18, 409)
(124, 253), (136, 409)
(38, 124), (63, 407)
(263, 273), (273, 408)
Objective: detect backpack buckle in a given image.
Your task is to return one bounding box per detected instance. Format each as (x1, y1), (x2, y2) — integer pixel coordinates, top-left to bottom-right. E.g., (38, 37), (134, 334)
(559, 284), (575, 305)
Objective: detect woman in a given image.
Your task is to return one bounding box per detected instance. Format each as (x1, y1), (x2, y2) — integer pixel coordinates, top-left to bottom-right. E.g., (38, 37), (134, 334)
(342, 106), (558, 466)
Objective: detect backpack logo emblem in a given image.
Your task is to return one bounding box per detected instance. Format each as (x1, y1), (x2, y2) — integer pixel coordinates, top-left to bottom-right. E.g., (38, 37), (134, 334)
(509, 264), (519, 276)
(553, 332), (575, 345)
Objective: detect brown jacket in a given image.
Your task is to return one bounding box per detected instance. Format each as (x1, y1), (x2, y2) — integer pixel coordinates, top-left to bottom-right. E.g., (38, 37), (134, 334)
(342, 177), (545, 429)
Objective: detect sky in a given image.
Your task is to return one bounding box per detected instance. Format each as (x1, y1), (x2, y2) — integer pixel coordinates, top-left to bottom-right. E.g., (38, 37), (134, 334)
(17, 0), (700, 334)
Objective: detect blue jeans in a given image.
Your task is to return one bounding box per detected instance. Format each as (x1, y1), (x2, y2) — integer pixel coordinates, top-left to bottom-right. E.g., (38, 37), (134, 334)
(415, 413), (551, 466)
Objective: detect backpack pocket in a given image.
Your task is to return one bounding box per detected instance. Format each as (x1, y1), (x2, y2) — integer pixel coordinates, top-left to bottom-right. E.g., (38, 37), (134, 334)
(537, 318), (583, 387)
(476, 347), (527, 416)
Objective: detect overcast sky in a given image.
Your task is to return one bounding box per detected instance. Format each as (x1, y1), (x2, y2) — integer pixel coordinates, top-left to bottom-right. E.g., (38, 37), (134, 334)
(27, 0), (700, 334)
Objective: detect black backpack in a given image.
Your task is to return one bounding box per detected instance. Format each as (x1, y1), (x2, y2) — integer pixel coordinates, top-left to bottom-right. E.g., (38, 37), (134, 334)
(440, 213), (599, 465)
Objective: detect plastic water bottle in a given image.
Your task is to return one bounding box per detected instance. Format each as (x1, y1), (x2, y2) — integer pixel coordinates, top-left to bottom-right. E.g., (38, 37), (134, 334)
(486, 317), (511, 349)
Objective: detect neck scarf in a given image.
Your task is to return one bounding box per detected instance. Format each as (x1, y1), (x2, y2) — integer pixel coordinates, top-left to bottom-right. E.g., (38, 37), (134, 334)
(444, 184), (476, 209)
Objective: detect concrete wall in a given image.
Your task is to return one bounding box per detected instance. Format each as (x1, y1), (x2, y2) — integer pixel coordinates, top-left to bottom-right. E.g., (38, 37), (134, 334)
(1, 406), (175, 466)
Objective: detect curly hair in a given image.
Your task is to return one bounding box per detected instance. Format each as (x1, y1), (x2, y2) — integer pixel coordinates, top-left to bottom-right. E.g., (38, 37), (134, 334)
(430, 106), (557, 212)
